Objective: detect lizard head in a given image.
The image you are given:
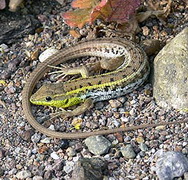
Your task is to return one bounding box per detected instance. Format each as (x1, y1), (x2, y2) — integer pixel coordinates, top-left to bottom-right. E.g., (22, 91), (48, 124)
(30, 83), (83, 108)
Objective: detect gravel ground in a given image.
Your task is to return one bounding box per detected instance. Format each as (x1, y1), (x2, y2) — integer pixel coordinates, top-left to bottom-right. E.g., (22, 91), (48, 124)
(0, 0), (188, 179)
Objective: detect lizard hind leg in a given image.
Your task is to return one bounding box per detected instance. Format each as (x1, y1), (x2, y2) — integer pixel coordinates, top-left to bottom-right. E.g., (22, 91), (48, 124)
(100, 56), (125, 71)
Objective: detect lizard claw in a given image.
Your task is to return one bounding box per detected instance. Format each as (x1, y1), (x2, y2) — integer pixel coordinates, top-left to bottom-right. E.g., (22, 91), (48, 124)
(48, 65), (70, 79)
(49, 109), (74, 119)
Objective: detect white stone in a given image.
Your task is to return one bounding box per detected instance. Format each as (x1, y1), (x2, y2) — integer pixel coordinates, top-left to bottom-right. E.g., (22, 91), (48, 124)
(50, 152), (59, 160)
(33, 175), (43, 180)
(15, 147), (21, 153)
(72, 156), (79, 162)
(0, 43), (9, 52)
(25, 41), (34, 47)
(40, 137), (51, 144)
(16, 170), (31, 179)
(48, 125), (55, 130)
(63, 161), (74, 174)
(39, 48), (59, 62)
(63, 165), (73, 174)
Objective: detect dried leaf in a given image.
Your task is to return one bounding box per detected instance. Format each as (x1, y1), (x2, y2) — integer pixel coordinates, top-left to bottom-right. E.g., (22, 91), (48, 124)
(56, 0), (65, 5)
(0, 80), (6, 85)
(0, 99), (6, 109)
(136, 11), (153, 23)
(69, 29), (81, 38)
(74, 123), (81, 130)
(136, 136), (144, 143)
(116, 16), (140, 35)
(30, 49), (39, 60)
(38, 145), (48, 154)
(25, 50), (31, 58)
(146, 0), (172, 24)
(71, 118), (82, 130)
(114, 132), (123, 142)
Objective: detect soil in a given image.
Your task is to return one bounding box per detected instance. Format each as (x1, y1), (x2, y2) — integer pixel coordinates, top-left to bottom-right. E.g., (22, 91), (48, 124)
(0, 0), (187, 179)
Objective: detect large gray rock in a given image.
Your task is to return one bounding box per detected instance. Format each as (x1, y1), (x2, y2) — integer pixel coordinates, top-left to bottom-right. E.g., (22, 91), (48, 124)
(153, 27), (188, 110)
(0, 12), (41, 44)
(154, 151), (188, 180)
(71, 158), (107, 180)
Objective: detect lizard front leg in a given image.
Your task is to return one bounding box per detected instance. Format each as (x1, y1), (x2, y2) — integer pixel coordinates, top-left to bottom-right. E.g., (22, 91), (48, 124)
(48, 56), (125, 79)
(48, 65), (90, 78)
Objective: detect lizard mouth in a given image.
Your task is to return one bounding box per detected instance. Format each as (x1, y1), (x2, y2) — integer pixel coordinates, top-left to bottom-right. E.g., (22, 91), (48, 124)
(29, 96), (39, 105)
(29, 94), (43, 105)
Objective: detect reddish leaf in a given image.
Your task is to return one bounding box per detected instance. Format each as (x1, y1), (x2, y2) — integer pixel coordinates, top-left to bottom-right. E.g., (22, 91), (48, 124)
(90, 0), (111, 23)
(62, 9), (91, 28)
(72, 0), (100, 9)
(106, 0), (141, 23)
(62, 0), (141, 28)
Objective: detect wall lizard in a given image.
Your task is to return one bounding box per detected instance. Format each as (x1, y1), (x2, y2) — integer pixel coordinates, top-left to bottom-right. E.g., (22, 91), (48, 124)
(22, 38), (188, 139)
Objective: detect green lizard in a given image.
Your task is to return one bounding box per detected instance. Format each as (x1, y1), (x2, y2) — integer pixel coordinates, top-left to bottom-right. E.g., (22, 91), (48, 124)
(22, 38), (188, 139)
(30, 39), (149, 117)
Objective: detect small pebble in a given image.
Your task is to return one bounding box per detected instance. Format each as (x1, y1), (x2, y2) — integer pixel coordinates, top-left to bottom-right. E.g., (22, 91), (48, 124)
(32, 148), (38, 154)
(139, 143), (148, 152)
(73, 156), (79, 162)
(44, 170), (52, 179)
(85, 136), (111, 155)
(16, 170), (31, 179)
(40, 138), (51, 144)
(109, 99), (122, 108)
(95, 101), (104, 109)
(74, 142), (83, 152)
(129, 108), (136, 116)
(0, 168), (4, 176)
(15, 147), (21, 154)
(21, 129), (34, 141)
(184, 172), (188, 180)
(31, 133), (41, 143)
(66, 147), (76, 157)
(136, 136), (145, 143)
(0, 149), (5, 159)
(60, 140), (69, 149)
(121, 144), (136, 159)
(25, 41), (34, 47)
(33, 176), (43, 180)
(50, 152), (60, 160)
(63, 161), (74, 174)
(0, 43), (9, 53)
(48, 125), (55, 131)
(142, 26), (150, 36)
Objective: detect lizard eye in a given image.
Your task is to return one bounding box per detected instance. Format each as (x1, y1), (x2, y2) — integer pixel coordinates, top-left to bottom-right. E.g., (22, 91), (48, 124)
(46, 96), (52, 102)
